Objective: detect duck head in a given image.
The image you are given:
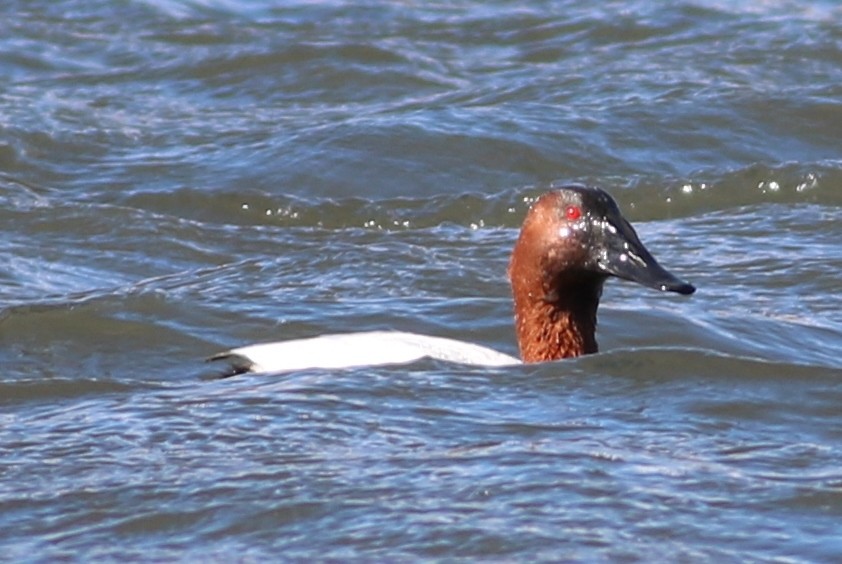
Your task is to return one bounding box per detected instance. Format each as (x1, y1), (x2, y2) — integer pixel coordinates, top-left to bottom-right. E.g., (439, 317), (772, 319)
(508, 185), (695, 362)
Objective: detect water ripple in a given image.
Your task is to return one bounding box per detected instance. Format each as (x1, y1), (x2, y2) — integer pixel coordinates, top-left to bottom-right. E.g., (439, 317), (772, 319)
(2, 0), (841, 560)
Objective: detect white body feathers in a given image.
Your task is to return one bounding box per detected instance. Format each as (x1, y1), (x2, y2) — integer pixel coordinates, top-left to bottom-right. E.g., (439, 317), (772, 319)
(211, 330), (521, 375)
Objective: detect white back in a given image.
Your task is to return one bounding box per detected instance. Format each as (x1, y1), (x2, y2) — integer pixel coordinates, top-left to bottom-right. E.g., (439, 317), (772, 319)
(221, 331), (521, 374)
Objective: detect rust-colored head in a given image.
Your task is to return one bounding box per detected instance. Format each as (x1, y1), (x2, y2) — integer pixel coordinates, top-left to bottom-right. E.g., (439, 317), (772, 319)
(508, 185), (694, 363)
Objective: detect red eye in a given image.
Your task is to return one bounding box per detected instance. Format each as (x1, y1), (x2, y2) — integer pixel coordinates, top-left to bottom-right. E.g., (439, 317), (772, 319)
(565, 205), (582, 221)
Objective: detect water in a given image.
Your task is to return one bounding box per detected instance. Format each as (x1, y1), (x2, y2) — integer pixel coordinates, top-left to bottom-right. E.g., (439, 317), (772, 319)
(2, 0), (841, 560)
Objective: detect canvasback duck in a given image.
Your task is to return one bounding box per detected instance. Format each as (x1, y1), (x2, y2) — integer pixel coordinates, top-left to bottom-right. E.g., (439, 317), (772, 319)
(210, 185), (694, 375)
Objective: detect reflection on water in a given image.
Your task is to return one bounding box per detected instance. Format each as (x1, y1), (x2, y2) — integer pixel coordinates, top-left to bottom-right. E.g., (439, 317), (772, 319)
(1, 0), (841, 560)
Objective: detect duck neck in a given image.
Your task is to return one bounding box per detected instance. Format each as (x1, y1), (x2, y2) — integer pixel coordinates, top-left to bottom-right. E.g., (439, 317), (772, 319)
(511, 274), (605, 363)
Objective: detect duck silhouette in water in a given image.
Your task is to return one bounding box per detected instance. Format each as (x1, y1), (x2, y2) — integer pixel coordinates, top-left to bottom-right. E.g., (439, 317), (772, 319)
(210, 185), (694, 375)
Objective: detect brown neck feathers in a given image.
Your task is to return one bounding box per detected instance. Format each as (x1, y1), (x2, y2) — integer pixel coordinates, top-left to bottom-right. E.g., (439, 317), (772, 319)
(510, 274), (603, 362)
(507, 191), (606, 363)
